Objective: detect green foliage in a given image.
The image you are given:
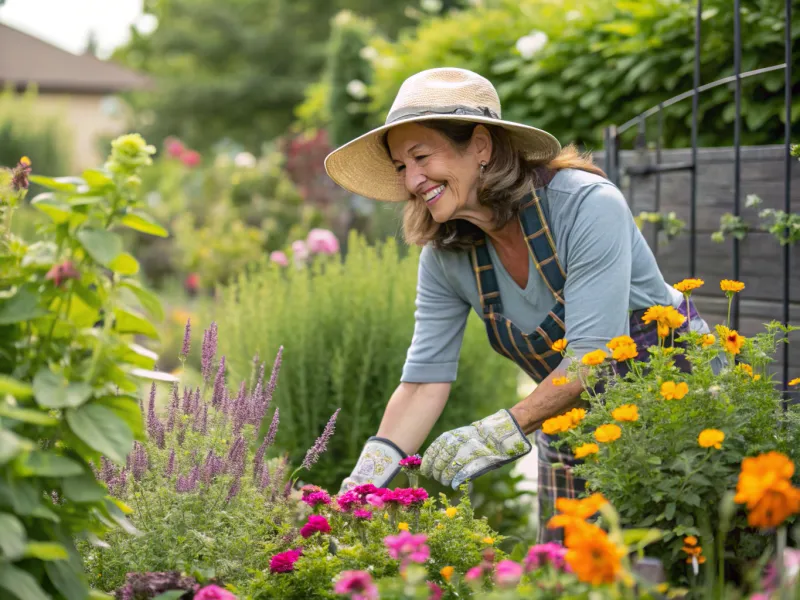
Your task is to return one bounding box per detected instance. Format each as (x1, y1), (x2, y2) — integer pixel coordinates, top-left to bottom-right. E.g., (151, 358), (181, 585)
(0, 135), (168, 600)
(634, 210), (686, 242)
(211, 232), (519, 492)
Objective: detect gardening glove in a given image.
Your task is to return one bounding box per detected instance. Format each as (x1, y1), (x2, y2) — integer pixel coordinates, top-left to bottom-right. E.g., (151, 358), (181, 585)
(339, 436), (407, 493)
(421, 409), (532, 489)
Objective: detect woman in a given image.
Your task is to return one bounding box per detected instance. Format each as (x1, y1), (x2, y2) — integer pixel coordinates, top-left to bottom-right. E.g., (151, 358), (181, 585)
(325, 67), (714, 540)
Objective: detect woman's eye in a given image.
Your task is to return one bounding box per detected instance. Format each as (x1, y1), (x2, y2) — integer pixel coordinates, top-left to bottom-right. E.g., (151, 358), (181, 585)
(414, 155), (429, 162)
(395, 164), (406, 173)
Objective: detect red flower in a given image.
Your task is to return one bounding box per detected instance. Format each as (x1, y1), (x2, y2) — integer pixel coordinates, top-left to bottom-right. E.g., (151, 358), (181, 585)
(269, 548), (302, 573)
(164, 136), (186, 158)
(300, 515), (331, 538)
(180, 150), (201, 167)
(45, 260), (80, 287)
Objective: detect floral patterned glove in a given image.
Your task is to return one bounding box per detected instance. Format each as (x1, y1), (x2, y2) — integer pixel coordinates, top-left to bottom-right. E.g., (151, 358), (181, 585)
(421, 409), (532, 489)
(339, 436), (407, 493)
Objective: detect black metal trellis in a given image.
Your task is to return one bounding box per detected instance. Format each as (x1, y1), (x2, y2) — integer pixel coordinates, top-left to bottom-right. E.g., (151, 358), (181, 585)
(603, 0), (795, 397)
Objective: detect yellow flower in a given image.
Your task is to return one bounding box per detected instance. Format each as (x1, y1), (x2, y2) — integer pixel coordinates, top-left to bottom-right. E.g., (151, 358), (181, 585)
(660, 381), (689, 400)
(734, 452), (800, 529)
(440, 566), (454, 582)
(612, 343), (638, 362)
(551, 339), (568, 353)
(482, 537), (495, 545)
(642, 305), (686, 338)
(789, 378), (800, 387)
(701, 334), (716, 348)
(384, 512), (389, 520)
(674, 278), (704, 293)
(542, 408), (586, 435)
(737, 363), (761, 381)
(607, 335), (635, 350)
(445, 507), (458, 518)
(683, 536), (698, 547)
(612, 404), (639, 422)
(563, 524), (625, 585)
(552, 376), (569, 386)
(594, 424), (622, 443)
(581, 349), (608, 366)
(567, 408), (586, 425)
(717, 326), (745, 355)
(698, 429), (725, 449)
(398, 522), (409, 531)
(720, 279), (745, 293)
(436, 523), (444, 529)
(574, 443), (600, 459)
(20, 156), (31, 165)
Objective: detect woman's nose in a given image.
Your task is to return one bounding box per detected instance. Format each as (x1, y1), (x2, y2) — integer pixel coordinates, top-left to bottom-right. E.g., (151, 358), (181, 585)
(405, 165), (426, 195)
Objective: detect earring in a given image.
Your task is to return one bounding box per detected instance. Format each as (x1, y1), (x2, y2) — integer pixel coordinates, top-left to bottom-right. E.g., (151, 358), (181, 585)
(479, 162), (487, 178)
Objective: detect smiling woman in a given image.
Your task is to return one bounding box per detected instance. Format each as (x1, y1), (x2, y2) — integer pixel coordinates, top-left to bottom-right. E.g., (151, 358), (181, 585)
(324, 67), (719, 542)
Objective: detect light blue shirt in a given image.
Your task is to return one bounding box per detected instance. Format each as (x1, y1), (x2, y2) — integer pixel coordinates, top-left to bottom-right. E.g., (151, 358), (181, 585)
(401, 167), (691, 383)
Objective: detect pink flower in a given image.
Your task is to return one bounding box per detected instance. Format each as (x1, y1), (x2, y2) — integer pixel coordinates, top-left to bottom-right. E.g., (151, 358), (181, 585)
(269, 548), (302, 573)
(180, 149), (201, 167)
(524, 542), (568, 572)
(384, 487), (428, 506)
(301, 491), (331, 508)
(306, 228), (340, 255)
(300, 515), (331, 538)
(427, 582), (443, 600)
(399, 455), (422, 469)
(352, 484), (381, 496)
(194, 585), (237, 600)
(292, 240), (309, 264)
(270, 251), (289, 267)
(353, 509), (372, 520)
(384, 531), (430, 565)
(164, 136), (185, 158)
(333, 570), (378, 600)
(366, 494), (385, 509)
(465, 566), (483, 582)
(45, 260), (80, 287)
(494, 559), (523, 588)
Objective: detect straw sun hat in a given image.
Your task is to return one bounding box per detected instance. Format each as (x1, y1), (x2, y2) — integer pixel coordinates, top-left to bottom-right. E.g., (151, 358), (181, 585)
(324, 67), (561, 202)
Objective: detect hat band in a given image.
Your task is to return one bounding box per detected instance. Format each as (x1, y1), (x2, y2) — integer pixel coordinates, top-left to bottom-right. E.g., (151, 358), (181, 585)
(385, 104), (500, 125)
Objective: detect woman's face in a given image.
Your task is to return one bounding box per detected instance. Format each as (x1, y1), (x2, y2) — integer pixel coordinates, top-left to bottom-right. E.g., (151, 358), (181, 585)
(386, 123), (492, 223)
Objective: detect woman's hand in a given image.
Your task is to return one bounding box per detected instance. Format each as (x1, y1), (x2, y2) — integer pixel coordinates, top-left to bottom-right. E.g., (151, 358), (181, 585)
(420, 409), (531, 489)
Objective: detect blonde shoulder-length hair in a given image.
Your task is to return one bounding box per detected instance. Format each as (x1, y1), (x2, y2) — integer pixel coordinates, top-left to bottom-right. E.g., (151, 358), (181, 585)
(392, 120), (607, 251)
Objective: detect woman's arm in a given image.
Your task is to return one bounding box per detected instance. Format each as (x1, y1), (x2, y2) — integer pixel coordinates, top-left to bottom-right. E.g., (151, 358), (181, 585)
(376, 382), (452, 455)
(509, 370), (585, 435)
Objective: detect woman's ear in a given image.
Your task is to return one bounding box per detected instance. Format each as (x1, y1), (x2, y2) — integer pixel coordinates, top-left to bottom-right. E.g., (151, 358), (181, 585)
(471, 125), (493, 164)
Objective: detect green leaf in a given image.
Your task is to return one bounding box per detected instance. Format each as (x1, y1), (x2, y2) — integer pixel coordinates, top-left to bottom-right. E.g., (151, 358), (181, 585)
(29, 174), (77, 192)
(82, 169), (113, 188)
(62, 471), (108, 503)
(21, 451), (84, 477)
(31, 194), (72, 224)
(0, 477), (40, 515)
(622, 528), (664, 551)
(66, 404), (133, 465)
(118, 343), (158, 370)
(0, 286), (48, 325)
(0, 513), (27, 560)
(23, 541), (69, 561)
(33, 369), (93, 409)
(45, 558), (88, 600)
(665, 502), (676, 520)
(0, 430), (30, 465)
(0, 375), (33, 399)
(647, 456), (662, 465)
(29, 505), (59, 522)
(153, 592), (186, 600)
(120, 211), (169, 238)
(114, 308), (159, 339)
(109, 253), (140, 275)
(76, 229), (123, 267)
(0, 405), (57, 426)
(119, 281), (165, 322)
(94, 395), (144, 440)
(0, 563), (51, 600)
(89, 592), (115, 600)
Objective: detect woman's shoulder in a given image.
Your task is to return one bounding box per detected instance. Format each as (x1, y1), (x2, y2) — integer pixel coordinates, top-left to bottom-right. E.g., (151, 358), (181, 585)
(546, 167), (616, 195)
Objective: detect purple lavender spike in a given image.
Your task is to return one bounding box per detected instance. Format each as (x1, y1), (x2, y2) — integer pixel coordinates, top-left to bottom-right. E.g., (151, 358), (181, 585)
(176, 473), (196, 493)
(132, 442), (148, 481)
(283, 479), (293, 498)
(200, 404), (209, 435)
(180, 318), (191, 359)
(138, 395), (144, 416)
(265, 408), (280, 447)
(259, 464), (271, 492)
(211, 357), (226, 408)
(225, 477), (241, 503)
(226, 436), (246, 478)
(233, 381), (248, 435)
(188, 465), (200, 488)
(201, 322), (218, 382)
(251, 381), (264, 425)
(165, 449), (176, 478)
(301, 408), (340, 471)
(270, 458), (287, 501)
(146, 382), (157, 438)
(177, 421), (186, 447)
(253, 435), (269, 479)
(100, 456), (116, 484)
(155, 420), (166, 449)
(263, 346), (283, 412)
(193, 387), (201, 414)
(182, 386), (192, 414)
(167, 383), (179, 432)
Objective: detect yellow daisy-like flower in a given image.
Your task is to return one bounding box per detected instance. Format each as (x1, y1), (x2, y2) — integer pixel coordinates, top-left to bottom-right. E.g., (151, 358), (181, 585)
(482, 537), (495, 545)
(552, 376), (569, 386)
(720, 279), (745, 293)
(398, 522), (409, 531)
(701, 333), (716, 348)
(698, 429), (725, 449)
(542, 408), (586, 435)
(594, 424), (622, 443)
(612, 343), (638, 362)
(440, 566), (454, 582)
(20, 156), (31, 166)
(717, 326), (745, 355)
(574, 443), (600, 459)
(445, 507), (458, 518)
(660, 381), (689, 400)
(567, 408), (586, 425)
(788, 378), (800, 387)
(674, 278), (704, 293)
(642, 305), (686, 337)
(551, 339), (568, 353)
(737, 363), (761, 381)
(612, 404), (639, 422)
(581, 349), (608, 366)
(607, 335), (635, 350)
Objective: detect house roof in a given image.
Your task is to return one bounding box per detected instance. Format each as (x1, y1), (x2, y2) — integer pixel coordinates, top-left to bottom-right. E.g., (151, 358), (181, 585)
(0, 22), (152, 94)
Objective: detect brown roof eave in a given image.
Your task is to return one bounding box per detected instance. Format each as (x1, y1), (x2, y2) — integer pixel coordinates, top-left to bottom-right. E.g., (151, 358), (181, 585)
(2, 80), (154, 96)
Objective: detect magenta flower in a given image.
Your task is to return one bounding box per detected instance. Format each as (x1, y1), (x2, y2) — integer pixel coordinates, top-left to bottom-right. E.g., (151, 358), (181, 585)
(525, 542), (568, 572)
(194, 584), (237, 600)
(384, 531), (430, 565)
(384, 487), (428, 507)
(333, 570), (378, 600)
(180, 149), (201, 167)
(352, 484), (381, 497)
(336, 490), (362, 512)
(353, 509), (372, 520)
(306, 228), (340, 255)
(301, 491), (332, 509)
(495, 559), (523, 588)
(399, 455), (422, 469)
(365, 494), (385, 509)
(465, 566), (483, 582)
(270, 251), (289, 267)
(300, 515), (331, 538)
(269, 548), (302, 573)
(427, 582), (443, 600)
(164, 136), (185, 158)
(45, 260), (80, 287)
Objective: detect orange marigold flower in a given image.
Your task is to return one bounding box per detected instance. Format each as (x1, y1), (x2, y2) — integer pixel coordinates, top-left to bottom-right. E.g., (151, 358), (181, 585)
(734, 451), (800, 529)
(594, 424), (622, 443)
(701, 334), (716, 348)
(720, 279), (745, 293)
(542, 415), (574, 435)
(607, 335), (635, 350)
(717, 326), (745, 355)
(737, 363), (761, 381)
(674, 278), (704, 293)
(567, 408), (586, 425)
(612, 404), (639, 422)
(698, 429), (725, 449)
(549, 493), (608, 530)
(574, 443), (600, 459)
(612, 343), (638, 362)
(660, 381), (689, 400)
(788, 377), (800, 386)
(643, 305), (686, 337)
(440, 566), (454, 582)
(683, 536), (698, 547)
(682, 545), (703, 557)
(552, 376), (569, 386)
(564, 524), (625, 585)
(551, 339), (568, 353)
(581, 349), (608, 366)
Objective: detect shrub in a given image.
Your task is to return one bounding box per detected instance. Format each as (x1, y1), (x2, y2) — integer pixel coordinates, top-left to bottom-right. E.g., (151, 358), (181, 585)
(0, 135), (166, 600)
(211, 232), (519, 491)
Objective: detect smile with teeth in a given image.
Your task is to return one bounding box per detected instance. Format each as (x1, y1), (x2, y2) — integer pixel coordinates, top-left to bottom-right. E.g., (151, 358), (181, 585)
(422, 184), (446, 203)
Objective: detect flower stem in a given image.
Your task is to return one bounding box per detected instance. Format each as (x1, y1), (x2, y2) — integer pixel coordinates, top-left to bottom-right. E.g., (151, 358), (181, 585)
(725, 294), (733, 328)
(777, 525), (788, 600)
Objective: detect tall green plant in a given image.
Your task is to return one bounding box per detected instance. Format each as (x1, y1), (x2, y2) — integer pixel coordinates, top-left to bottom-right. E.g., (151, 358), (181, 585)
(211, 232), (519, 490)
(0, 134), (168, 600)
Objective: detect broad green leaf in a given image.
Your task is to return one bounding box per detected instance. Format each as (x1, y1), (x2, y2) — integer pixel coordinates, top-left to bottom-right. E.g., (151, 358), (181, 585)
(82, 169), (113, 188)
(114, 308), (159, 339)
(21, 451), (84, 477)
(29, 174), (77, 192)
(76, 229), (123, 267)
(66, 404), (133, 465)
(119, 281), (165, 322)
(109, 253), (140, 275)
(64, 293), (100, 329)
(0, 563), (51, 600)
(95, 395), (145, 440)
(72, 282), (102, 310)
(0, 405), (57, 426)
(33, 369), (93, 409)
(29, 505), (59, 522)
(0, 430), (30, 465)
(23, 541), (69, 561)
(62, 471), (108, 503)
(622, 528), (664, 550)
(0, 513), (27, 560)
(31, 194), (72, 224)
(0, 477), (40, 515)
(0, 286), (48, 325)
(45, 558), (88, 600)
(21, 241), (58, 268)
(120, 211), (169, 238)
(0, 375), (33, 398)
(89, 592), (115, 600)
(67, 195), (104, 207)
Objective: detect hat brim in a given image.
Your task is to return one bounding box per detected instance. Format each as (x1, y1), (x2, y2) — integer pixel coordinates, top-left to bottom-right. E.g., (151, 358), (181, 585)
(324, 114), (561, 202)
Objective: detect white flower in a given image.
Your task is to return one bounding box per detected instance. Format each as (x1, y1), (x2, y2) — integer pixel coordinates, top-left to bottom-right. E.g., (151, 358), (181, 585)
(359, 46), (379, 62)
(234, 152), (256, 168)
(421, 0), (443, 13)
(346, 79), (368, 100)
(515, 31), (548, 60)
(566, 10), (582, 21)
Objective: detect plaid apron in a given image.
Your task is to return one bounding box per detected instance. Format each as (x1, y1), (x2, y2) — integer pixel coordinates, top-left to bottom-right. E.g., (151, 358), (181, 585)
(469, 188), (700, 543)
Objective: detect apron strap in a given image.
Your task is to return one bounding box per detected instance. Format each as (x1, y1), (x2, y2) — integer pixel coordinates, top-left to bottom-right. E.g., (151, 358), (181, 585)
(519, 191), (567, 304)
